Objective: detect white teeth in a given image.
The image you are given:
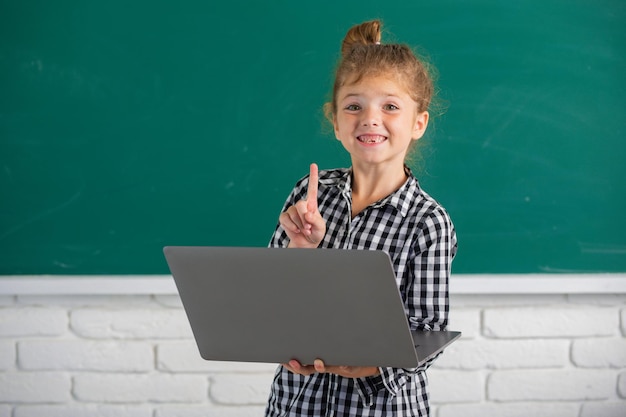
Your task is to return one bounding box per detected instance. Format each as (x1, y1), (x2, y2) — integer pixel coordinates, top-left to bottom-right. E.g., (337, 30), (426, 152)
(358, 135), (386, 143)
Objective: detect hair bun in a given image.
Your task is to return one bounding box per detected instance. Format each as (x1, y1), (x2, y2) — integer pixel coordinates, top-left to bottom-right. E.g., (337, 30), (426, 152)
(341, 20), (382, 56)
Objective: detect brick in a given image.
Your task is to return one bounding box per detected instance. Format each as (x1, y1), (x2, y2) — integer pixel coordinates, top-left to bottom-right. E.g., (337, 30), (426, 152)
(483, 307), (617, 338)
(0, 372), (71, 403)
(572, 338), (626, 368)
(73, 374), (208, 403)
(17, 295), (153, 307)
(569, 294), (626, 306)
(0, 296), (14, 306)
(619, 372), (626, 398)
(450, 294), (566, 307)
(14, 405), (152, 417)
(0, 308), (67, 337)
(438, 403), (580, 417)
(155, 405), (267, 417)
(153, 295), (184, 308)
(580, 401), (626, 417)
(209, 374), (273, 405)
(448, 308), (480, 338)
(157, 341), (277, 373)
(18, 340), (154, 371)
(70, 309), (193, 339)
(434, 339), (569, 370)
(0, 342), (15, 370)
(488, 369), (615, 401)
(428, 370), (483, 403)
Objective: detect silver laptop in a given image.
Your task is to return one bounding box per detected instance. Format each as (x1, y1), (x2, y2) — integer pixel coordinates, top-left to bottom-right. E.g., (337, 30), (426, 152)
(163, 246), (461, 368)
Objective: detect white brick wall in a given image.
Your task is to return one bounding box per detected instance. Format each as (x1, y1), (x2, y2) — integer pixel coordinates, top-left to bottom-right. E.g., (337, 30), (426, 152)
(0, 290), (625, 417)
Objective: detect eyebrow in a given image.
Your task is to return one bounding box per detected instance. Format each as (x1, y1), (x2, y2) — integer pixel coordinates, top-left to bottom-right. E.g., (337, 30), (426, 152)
(340, 92), (404, 100)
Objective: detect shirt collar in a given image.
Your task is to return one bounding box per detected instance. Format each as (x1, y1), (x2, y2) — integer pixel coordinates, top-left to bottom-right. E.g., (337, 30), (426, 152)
(319, 166), (422, 218)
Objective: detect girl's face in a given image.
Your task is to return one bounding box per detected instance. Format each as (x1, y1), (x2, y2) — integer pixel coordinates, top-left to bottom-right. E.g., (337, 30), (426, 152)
(333, 75), (428, 169)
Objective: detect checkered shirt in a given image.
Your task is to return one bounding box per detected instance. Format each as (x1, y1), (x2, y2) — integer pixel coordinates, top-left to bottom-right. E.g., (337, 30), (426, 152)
(265, 167), (457, 417)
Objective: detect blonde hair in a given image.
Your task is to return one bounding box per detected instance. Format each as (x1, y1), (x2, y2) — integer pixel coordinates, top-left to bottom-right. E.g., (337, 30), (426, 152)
(324, 20), (436, 122)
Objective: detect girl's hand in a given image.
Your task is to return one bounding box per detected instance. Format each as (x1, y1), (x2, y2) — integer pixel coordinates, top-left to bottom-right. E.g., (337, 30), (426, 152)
(279, 163), (326, 248)
(282, 359), (380, 378)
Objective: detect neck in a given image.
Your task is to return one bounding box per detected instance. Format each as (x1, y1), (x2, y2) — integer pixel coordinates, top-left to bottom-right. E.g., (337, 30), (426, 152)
(350, 162), (408, 217)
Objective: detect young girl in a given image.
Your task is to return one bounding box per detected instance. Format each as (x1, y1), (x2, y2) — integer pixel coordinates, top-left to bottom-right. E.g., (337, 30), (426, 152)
(265, 20), (457, 417)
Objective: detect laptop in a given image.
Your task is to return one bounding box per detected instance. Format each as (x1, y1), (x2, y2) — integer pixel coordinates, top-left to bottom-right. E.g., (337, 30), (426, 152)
(163, 246), (461, 368)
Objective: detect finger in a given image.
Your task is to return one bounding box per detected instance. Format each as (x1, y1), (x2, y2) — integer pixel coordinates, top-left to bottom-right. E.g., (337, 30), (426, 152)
(287, 202), (310, 228)
(279, 211), (302, 234)
(287, 211), (304, 232)
(293, 201), (312, 231)
(306, 163), (319, 213)
(288, 360), (302, 372)
(313, 359), (326, 373)
(284, 360), (316, 376)
(282, 360), (301, 374)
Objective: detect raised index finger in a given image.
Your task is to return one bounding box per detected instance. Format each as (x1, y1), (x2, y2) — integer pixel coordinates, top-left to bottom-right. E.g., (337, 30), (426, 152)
(306, 163), (319, 213)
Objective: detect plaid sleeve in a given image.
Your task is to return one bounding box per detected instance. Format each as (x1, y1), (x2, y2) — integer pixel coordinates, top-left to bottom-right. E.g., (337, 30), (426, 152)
(407, 206), (457, 333)
(356, 206), (457, 400)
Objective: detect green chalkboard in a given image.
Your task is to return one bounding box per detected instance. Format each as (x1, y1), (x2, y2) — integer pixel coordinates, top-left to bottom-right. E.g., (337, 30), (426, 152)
(1, 0), (625, 274)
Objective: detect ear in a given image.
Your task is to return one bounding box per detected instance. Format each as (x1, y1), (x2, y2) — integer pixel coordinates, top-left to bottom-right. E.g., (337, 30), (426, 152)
(412, 111), (429, 140)
(333, 115), (340, 140)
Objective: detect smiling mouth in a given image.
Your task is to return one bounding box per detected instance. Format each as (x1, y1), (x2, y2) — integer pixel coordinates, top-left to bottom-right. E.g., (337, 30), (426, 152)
(357, 135), (387, 144)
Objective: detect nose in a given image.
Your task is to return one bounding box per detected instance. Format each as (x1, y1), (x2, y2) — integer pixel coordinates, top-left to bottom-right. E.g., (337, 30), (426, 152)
(361, 107), (381, 127)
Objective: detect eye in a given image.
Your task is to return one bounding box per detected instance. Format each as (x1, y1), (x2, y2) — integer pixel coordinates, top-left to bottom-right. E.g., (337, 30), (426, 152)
(344, 104), (361, 111)
(383, 103), (400, 111)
